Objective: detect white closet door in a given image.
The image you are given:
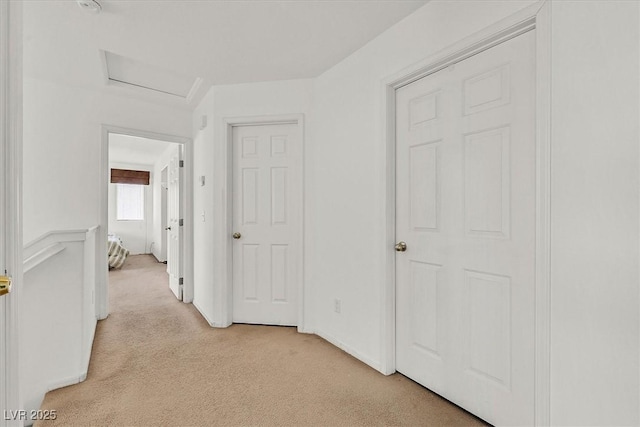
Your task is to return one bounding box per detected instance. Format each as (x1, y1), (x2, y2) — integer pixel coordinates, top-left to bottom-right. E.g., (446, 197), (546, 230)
(395, 30), (536, 426)
(232, 123), (300, 326)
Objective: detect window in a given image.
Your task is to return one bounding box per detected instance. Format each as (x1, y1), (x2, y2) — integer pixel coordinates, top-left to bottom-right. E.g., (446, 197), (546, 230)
(116, 184), (145, 221)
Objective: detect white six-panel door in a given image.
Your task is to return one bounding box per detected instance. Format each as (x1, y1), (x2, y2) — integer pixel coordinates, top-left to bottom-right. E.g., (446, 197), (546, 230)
(167, 146), (182, 300)
(232, 123), (300, 326)
(395, 31), (536, 426)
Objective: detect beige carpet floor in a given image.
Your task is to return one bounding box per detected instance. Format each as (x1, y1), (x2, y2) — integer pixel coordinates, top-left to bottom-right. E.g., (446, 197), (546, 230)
(37, 254), (486, 426)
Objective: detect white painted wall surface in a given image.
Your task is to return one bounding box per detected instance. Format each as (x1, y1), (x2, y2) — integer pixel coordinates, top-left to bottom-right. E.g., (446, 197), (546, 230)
(550, 1), (639, 425)
(192, 114), (214, 324)
(310, 0), (537, 371)
(22, 245), (83, 419)
(191, 79), (313, 327)
(22, 78), (192, 244)
(107, 162), (153, 255)
(22, 228), (98, 423)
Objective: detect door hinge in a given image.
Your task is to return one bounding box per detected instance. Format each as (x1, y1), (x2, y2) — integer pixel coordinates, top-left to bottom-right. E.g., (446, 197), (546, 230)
(179, 277), (184, 285)
(179, 160), (184, 168)
(179, 218), (184, 226)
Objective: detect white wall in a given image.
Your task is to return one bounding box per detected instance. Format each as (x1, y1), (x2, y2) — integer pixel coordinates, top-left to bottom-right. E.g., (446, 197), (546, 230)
(23, 244), (83, 418)
(107, 162), (153, 255)
(192, 115), (214, 323)
(191, 79), (314, 326)
(550, 1), (639, 425)
(22, 228), (98, 422)
(22, 78), (192, 243)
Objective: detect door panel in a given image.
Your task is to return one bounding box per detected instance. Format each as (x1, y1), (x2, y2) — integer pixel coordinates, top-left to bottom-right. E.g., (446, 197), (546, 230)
(167, 146), (182, 300)
(232, 123), (299, 326)
(396, 31), (536, 426)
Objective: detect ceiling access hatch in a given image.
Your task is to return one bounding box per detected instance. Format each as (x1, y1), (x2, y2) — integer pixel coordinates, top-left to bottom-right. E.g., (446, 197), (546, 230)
(102, 51), (202, 101)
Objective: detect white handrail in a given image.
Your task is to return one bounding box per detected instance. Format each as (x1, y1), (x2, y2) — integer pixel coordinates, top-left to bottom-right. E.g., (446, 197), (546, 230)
(24, 226), (99, 265)
(23, 243), (65, 273)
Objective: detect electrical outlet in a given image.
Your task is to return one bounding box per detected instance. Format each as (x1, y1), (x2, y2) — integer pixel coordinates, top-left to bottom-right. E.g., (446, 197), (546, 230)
(334, 298), (341, 314)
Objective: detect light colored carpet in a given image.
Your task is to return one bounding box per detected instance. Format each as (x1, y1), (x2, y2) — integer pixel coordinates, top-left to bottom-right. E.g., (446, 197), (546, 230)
(37, 254), (486, 426)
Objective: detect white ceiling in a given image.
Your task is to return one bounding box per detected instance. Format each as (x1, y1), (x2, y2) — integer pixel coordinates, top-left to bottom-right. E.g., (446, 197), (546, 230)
(109, 133), (173, 166)
(23, 0), (427, 109)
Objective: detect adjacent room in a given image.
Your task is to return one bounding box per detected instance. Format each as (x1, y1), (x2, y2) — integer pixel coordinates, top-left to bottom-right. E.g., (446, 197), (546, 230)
(107, 132), (186, 294)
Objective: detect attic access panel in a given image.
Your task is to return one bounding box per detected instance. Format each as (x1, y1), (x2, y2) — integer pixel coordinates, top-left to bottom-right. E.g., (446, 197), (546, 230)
(103, 51), (201, 100)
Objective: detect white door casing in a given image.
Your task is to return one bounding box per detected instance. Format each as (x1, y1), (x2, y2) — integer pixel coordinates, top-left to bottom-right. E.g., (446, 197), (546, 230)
(167, 146), (183, 300)
(232, 123), (301, 326)
(160, 166), (168, 263)
(0, 1), (22, 425)
(99, 127), (194, 316)
(395, 30), (536, 427)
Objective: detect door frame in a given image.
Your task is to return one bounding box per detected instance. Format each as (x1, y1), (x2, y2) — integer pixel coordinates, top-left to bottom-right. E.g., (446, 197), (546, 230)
(0, 1), (22, 423)
(98, 125), (194, 318)
(380, 1), (551, 425)
(160, 165), (169, 263)
(220, 114), (306, 332)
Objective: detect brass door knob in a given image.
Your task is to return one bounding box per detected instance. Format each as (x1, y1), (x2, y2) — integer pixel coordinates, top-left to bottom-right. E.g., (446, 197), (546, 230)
(233, 232), (242, 239)
(395, 241), (407, 252)
(0, 275), (12, 296)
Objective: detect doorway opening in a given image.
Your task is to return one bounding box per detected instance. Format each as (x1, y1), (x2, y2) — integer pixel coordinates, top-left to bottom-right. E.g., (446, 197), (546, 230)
(98, 126), (194, 319)
(107, 133), (183, 295)
(219, 115), (306, 331)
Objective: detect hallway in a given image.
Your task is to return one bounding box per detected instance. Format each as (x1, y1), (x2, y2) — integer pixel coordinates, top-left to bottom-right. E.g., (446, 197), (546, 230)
(37, 255), (485, 426)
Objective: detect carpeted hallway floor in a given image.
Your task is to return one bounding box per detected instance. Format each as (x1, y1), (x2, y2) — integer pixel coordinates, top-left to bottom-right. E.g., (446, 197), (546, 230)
(37, 254), (486, 426)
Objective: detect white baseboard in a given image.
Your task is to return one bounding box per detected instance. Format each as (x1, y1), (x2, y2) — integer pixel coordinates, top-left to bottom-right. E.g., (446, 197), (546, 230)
(314, 328), (383, 373)
(297, 325), (313, 334)
(47, 372), (86, 393)
(82, 317), (97, 373)
(151, 250), (166, 264)
(193, 300), (217, 327)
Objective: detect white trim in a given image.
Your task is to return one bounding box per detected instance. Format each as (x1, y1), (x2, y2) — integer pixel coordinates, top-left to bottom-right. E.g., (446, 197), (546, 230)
(81, 226), (99, 376)
(23, 227), (99, 274)
(185, 78), (204, 104)
(315, 329), (382, 372)
(380, 2), (551, 426)
(0, 1), (22, 425)
(533, 2), (552, 425)
(23, 244), (65, 274)
(98, 50), (207, 109)
(221, 114), (306, 333)
(47, 373), (87, 394)
(24, 228), (94, 251)
(99, 125), (194, 319)
(192, 300), (218, 327)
